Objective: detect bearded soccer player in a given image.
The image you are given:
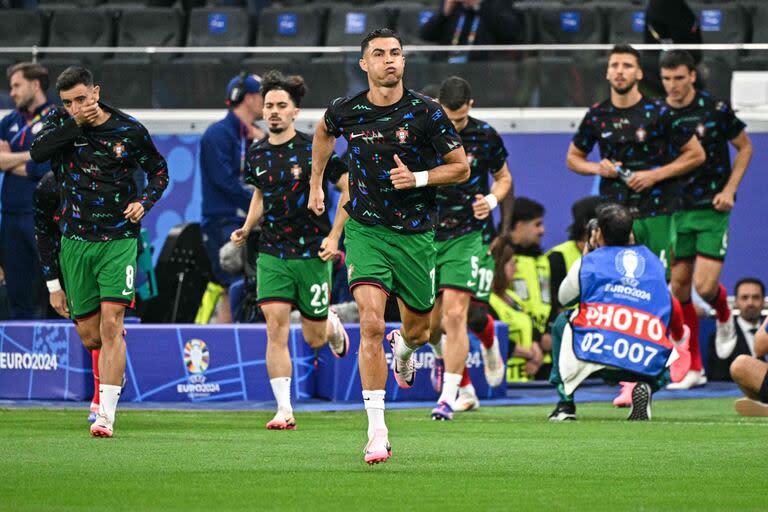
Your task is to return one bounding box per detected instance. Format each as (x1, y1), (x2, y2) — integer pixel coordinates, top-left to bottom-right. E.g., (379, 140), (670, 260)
(566, 44), (705, 269)
(428, 76), (512, 419)
(309, 28), (469, 464)
(230, 70), (350, 430)
(660, 50), (753, 390)
(30, 66), (169, 437)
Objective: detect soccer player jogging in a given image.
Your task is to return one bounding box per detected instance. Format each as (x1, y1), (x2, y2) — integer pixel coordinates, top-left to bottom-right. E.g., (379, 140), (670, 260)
(566, 44), (705, 270)
(230, 71), (350, 430)
(428, 76), (512, 419)
(659, 50), (753, 390)
(308, 28), (469, 464)
(30, 66), (169, 437)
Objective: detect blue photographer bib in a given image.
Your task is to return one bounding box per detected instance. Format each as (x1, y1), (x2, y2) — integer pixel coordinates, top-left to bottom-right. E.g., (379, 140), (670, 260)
(570, 245), (673, 377)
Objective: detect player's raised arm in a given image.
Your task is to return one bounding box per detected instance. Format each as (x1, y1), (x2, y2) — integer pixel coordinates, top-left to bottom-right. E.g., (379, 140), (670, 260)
(309, 117), (336, 216)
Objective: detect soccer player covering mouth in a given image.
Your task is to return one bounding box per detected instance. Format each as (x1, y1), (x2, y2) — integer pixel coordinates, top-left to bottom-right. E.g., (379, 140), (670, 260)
(230, 71), (351, 431)
(427, 76), (513, 419)
(30, 66), (169, 437)
(308, 28), (470, 464)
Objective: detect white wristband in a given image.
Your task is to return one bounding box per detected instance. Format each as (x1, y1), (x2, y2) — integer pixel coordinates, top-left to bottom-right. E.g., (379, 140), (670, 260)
(46, 279), (62, 293)
(484, 193), (499, 210)
(413, 171), (429, 188)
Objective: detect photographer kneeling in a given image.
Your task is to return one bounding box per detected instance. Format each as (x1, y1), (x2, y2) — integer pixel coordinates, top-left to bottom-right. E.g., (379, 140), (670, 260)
(548, 203), (689, 421)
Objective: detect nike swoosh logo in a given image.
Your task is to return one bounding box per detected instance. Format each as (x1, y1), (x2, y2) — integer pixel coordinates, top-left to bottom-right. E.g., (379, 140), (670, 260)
(313, 308), (325, 314)
(256, 169), (268, 176)
(466, 281), (476, 287)
(121, 289), (133, 296)
(74, 142), (88, 147)
(350, 133), (365, 139)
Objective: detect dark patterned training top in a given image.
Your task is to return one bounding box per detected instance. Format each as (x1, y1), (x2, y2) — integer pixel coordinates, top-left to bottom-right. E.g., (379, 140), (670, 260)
(30, 103), (169, 241)
(572, 97), (694, 217)
(245, 130), (347, 259)
(324, 88), (463, 234)
(666, 90), (746, 210)
(434, 116), (508, 242)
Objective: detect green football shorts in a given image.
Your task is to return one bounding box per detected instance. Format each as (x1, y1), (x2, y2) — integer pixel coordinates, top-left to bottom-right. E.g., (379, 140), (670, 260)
(632, 214), (673, 271)
(256, 253), (332, 320)
(344, 218), (436, 313)
(59, 237), (137, 320)
(673, 209), (730, 260)
(435, 230), (483, 295)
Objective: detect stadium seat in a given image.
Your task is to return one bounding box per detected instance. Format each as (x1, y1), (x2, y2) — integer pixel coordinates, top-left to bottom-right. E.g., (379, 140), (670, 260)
(404, 60), (536, 107)
(536, 4), (605, 47)
(254, 5), (325, 62)
(0, 9), (46, 62)
(153, 60), (241, 107)
(691, 3), (747, 64)
(392, 4), (437, 46)
(46, 8), (116, 63)
(184, 6), (252, 62)
(600, 3), (646, 45)
(113, 7), (184, 62)
(324, 6), (394, 47)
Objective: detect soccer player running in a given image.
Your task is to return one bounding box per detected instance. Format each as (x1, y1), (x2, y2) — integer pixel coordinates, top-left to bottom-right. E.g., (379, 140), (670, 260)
(308, 28), (469, 464)
(428, 76), (512, 419)
(30, 66), (169, 437)
(660, 50), (753, 390)
(230, 71), (350, 430)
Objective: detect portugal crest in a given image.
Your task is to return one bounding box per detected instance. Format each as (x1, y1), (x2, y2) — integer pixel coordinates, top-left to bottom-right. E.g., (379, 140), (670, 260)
(291, 164), (302, 179)
(395, 127), (408, 144)
(113, 143), (125, 158)
(635, 127), (646, 142)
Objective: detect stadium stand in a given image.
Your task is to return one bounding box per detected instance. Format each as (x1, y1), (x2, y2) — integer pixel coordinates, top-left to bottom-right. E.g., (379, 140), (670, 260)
(45, 7), (116, 63)
(112, 7), (184, 62)
(0, 0), (763, 106)
(183, 6), (252, 62)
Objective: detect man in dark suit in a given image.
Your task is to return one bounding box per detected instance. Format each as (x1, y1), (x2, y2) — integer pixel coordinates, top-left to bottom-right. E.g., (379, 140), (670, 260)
(709, 278), (766, 381)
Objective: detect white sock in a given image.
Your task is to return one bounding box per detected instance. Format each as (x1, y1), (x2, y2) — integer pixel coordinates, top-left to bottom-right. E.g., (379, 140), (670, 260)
(269, 377), (292, 415)
(99, 384), (121, 424)
(394, 333), (416, 360)
(363, 389), (386, 439)
(438, 372), (462, 407)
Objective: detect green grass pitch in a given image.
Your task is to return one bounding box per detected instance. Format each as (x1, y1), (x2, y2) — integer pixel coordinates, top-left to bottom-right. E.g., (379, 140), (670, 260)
(1, 398), (766, 511)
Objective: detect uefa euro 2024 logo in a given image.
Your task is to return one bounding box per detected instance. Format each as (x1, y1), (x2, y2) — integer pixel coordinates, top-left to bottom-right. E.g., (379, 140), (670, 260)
(183, 339), (209, 374)
(615, 249), (646, 287)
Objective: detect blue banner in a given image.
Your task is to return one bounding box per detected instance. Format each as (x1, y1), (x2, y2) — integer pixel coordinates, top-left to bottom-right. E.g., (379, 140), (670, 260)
(0, 322), (508, 403)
